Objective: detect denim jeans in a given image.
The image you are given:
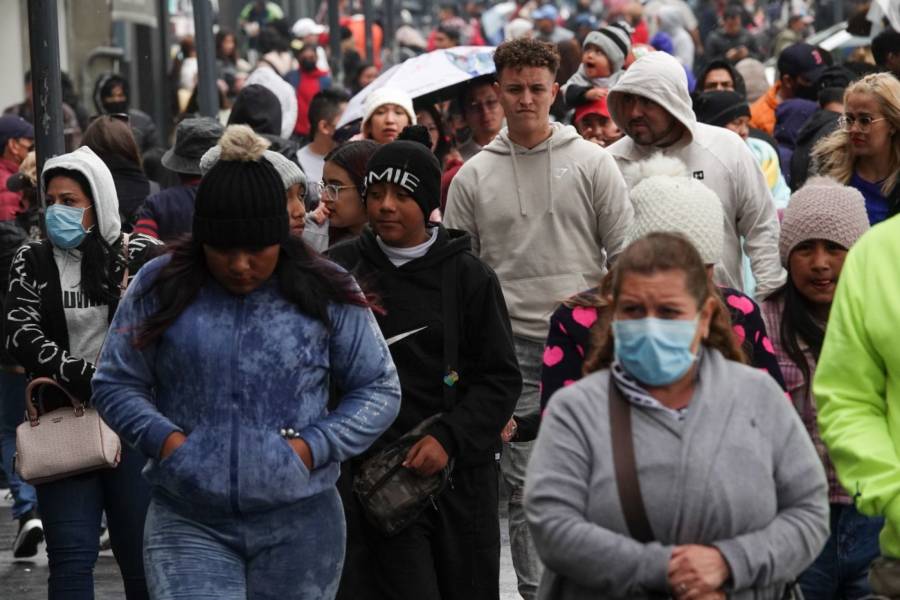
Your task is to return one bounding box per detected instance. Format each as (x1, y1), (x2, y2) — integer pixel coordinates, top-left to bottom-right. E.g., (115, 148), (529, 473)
(143, 487), (345, 600)
(36, 445), (151, 600)
(798, 502), (883, 599)
(500, 336), (544, 600)
(0, 370), (37, 519)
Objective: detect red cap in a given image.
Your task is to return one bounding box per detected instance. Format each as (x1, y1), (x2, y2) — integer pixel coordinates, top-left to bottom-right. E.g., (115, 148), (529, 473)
(574, 97), (611, 124)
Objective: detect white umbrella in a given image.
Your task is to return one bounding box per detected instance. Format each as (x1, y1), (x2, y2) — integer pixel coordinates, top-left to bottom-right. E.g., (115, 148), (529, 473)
(338, 46), (496, 128)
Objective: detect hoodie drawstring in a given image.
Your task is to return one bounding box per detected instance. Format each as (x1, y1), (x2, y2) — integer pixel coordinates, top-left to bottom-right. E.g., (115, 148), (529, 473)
(547, 137), (554, 215)
(507, 138), (526, 217)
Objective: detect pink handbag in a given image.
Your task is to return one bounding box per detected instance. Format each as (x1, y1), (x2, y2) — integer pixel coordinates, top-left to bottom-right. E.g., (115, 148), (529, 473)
(14, 377), (121, 485)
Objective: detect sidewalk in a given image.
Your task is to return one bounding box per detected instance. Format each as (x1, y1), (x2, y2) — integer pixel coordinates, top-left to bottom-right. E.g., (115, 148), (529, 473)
(0, 489), (522, 599)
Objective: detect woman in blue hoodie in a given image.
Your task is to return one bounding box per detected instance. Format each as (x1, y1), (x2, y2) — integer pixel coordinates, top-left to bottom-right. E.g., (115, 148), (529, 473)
(91, 138), (401, 599)
(4, 146), (162, 599)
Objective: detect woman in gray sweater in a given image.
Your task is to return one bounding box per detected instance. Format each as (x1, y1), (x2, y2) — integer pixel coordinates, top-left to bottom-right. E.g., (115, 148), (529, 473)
(524, 232), (828, 600)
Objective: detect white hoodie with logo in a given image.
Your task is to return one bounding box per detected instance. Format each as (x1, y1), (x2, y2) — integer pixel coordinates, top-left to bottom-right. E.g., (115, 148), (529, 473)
(606, 52), (787, 297)
(445, 122), (633, 342)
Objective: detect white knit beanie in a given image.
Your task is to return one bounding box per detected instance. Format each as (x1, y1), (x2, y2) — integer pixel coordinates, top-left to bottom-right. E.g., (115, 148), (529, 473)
(361, 87), (417, 131)
(583, 23), (632, 74)
(624, 156), (724, 265)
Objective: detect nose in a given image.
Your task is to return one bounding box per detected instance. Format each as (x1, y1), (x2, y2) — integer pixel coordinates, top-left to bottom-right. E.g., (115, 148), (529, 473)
(228, 251), (252, 275)
(810, 246), (830, 271)
(379, 191), (399, 212)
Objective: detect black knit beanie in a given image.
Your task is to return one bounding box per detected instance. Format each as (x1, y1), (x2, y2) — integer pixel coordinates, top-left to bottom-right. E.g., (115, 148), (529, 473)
(363, 125), (441, 221)
(193, 143), (288, 247)
(692, 91), (751, 128)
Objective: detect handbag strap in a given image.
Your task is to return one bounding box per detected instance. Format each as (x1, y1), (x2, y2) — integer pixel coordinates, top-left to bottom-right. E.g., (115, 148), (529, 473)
(24, 377), (83, 424)
(608, 372), (655, 543)
(441, 255), (459, 411)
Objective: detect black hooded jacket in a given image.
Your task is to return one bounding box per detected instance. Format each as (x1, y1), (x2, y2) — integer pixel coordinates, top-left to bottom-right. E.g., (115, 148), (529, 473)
(790, 109), (840, 191)
(228, 84), (300, 162)
(328, 225), (521, 467)
(92, 73), (161, 154)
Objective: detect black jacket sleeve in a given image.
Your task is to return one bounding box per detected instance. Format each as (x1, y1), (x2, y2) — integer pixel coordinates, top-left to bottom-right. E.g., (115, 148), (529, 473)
(565, 84), (592, 109)
(4, 243), (96, 401)
(427, 258), (522, 460)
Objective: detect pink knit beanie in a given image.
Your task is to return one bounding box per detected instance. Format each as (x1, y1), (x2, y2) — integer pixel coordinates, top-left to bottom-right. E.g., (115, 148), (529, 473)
(779, 176), (870, 266)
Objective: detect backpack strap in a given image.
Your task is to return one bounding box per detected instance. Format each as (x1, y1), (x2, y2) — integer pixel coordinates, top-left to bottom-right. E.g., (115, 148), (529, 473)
(608, 373), (655, 543)
(441, 255), (460, 411)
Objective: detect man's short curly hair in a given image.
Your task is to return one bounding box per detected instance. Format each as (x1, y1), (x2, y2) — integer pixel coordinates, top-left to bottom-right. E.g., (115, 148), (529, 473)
(493, 38), (560, 78)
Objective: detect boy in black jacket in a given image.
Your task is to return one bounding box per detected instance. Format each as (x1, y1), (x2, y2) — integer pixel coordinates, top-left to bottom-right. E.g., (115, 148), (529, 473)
(329, 126), (521, 600)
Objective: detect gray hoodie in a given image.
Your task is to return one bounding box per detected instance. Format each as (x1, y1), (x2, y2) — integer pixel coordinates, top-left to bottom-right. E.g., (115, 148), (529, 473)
(606, 52), (786, 297)
(42, 146), (122, 363)
(445, 123), (633, 341)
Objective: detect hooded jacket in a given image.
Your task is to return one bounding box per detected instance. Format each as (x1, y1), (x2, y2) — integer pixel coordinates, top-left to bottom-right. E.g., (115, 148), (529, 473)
(92, 73), (161, 154)
(92, 255), (401, 514)
(789, 109), (839, 191)
(328, 226), (521, 466)
(3, 146), (162, 403)
(245, 57), (299, 140)
(606, 52), (786, 297)
(444, 123), (634, 342)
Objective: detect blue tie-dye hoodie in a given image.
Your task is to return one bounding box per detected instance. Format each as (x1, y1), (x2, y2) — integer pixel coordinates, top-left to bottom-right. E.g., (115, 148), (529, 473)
(92, 255), (401, 514)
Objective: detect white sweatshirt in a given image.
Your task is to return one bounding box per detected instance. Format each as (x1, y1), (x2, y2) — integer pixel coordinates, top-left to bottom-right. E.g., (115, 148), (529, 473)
(445, 123), (634, 342)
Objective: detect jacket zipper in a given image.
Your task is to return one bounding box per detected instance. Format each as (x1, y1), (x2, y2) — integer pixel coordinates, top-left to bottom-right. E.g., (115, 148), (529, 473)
(229, 297), (245, 516)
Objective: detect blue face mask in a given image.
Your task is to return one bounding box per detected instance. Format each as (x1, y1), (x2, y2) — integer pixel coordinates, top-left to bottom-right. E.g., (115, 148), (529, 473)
(45, 204), (92, 250)
(612, 317), (699, 386)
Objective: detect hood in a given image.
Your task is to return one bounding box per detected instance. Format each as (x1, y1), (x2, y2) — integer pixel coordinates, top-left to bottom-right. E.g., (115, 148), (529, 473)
(228, 84), (283, 137)
(794, 108), (839, 146)
(92, 73), (129, 114)
(481, 122), (583, 216)
(608, 52), (697, 144)
(657, 6), (684, 34)
(357, 224), (471, 272)
(41, 146), (121, 245)
(774, 98), (818, 146)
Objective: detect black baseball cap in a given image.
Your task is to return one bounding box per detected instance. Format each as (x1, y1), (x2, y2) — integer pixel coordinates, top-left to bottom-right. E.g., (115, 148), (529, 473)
(0, 115), (34, 148)
(778, 43), (829, 83)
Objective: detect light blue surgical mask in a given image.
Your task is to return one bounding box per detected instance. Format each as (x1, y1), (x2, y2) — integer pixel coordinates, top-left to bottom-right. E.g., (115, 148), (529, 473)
(45, 204), (92, 250)
(612, 317), (699, 386)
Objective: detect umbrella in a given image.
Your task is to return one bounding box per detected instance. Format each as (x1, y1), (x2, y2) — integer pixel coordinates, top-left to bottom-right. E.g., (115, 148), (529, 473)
(338, 46), (496, 128)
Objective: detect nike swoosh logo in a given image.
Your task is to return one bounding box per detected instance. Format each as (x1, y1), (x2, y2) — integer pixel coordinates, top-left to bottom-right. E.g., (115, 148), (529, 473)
(385, 326), (428, 346)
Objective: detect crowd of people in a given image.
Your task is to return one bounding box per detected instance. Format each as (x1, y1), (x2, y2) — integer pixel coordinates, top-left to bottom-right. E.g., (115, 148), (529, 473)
(1, 0), (900, 599)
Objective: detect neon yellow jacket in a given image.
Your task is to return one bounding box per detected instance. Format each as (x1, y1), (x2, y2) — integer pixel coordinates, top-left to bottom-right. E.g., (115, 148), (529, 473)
(815, 216), (900, 557)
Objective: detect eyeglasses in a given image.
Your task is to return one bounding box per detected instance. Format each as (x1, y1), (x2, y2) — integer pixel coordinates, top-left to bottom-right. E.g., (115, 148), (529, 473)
(466, 99), (500, 114)
(315, 181), (356, 199)
(838, 115), (887, 132)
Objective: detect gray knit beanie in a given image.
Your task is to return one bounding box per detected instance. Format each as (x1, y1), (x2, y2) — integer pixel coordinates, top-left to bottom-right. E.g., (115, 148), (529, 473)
(583, 23), (632, 74)
(624, 156), (724, 265)
(200, 125), (307, 191)
(779, 176), (870, 266)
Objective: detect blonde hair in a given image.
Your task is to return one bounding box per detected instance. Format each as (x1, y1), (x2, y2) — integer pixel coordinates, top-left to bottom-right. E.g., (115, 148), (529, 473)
(812, 73), (900, 197)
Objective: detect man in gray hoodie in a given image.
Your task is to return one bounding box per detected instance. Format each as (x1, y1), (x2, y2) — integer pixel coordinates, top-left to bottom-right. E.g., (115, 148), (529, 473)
(606, 51), (786, 297)
(444, 37), (633, 600)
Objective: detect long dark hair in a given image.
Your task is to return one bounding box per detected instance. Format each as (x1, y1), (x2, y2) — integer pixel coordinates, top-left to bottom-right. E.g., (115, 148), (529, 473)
(82, 115), (143, 169)
(323, 140), (379, 196)
(133, 235), (368, 349)
(771, 278), (825, 387)
(44, 167), (124, 306)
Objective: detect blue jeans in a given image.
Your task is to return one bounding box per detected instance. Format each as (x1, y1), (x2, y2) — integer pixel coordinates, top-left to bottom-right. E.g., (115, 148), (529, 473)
(500, 337), (544, 600)
(798, 502), (883, 599)
(143, 487), (345, 600)
(36, 445), (151, 600)
(0, 370), (37, 519)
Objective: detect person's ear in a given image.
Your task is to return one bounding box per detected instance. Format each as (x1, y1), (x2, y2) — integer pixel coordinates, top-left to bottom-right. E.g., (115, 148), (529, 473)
(698, 296), (717, 340)
(551, 81), (560, 101)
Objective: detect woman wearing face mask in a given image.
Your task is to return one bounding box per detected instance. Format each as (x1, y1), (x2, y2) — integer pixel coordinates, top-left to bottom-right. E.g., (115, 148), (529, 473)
(90, 136), (400, 599)
(328, 126), (521, 600)
(521, 158), (786, 442)
(761, 178), (880, 599)
(812, 73), (900, 225)
(361, 88), (416, 145)
(3, 146), (162, 599)
(311, 140), (378, 250)
(200, 125), (307, 237)
(524, 231), (829, 600)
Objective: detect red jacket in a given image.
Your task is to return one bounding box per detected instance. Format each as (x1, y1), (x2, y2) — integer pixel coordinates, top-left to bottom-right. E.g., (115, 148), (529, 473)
(0, 157), (24, 221)
(293, 70), (331, 137)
